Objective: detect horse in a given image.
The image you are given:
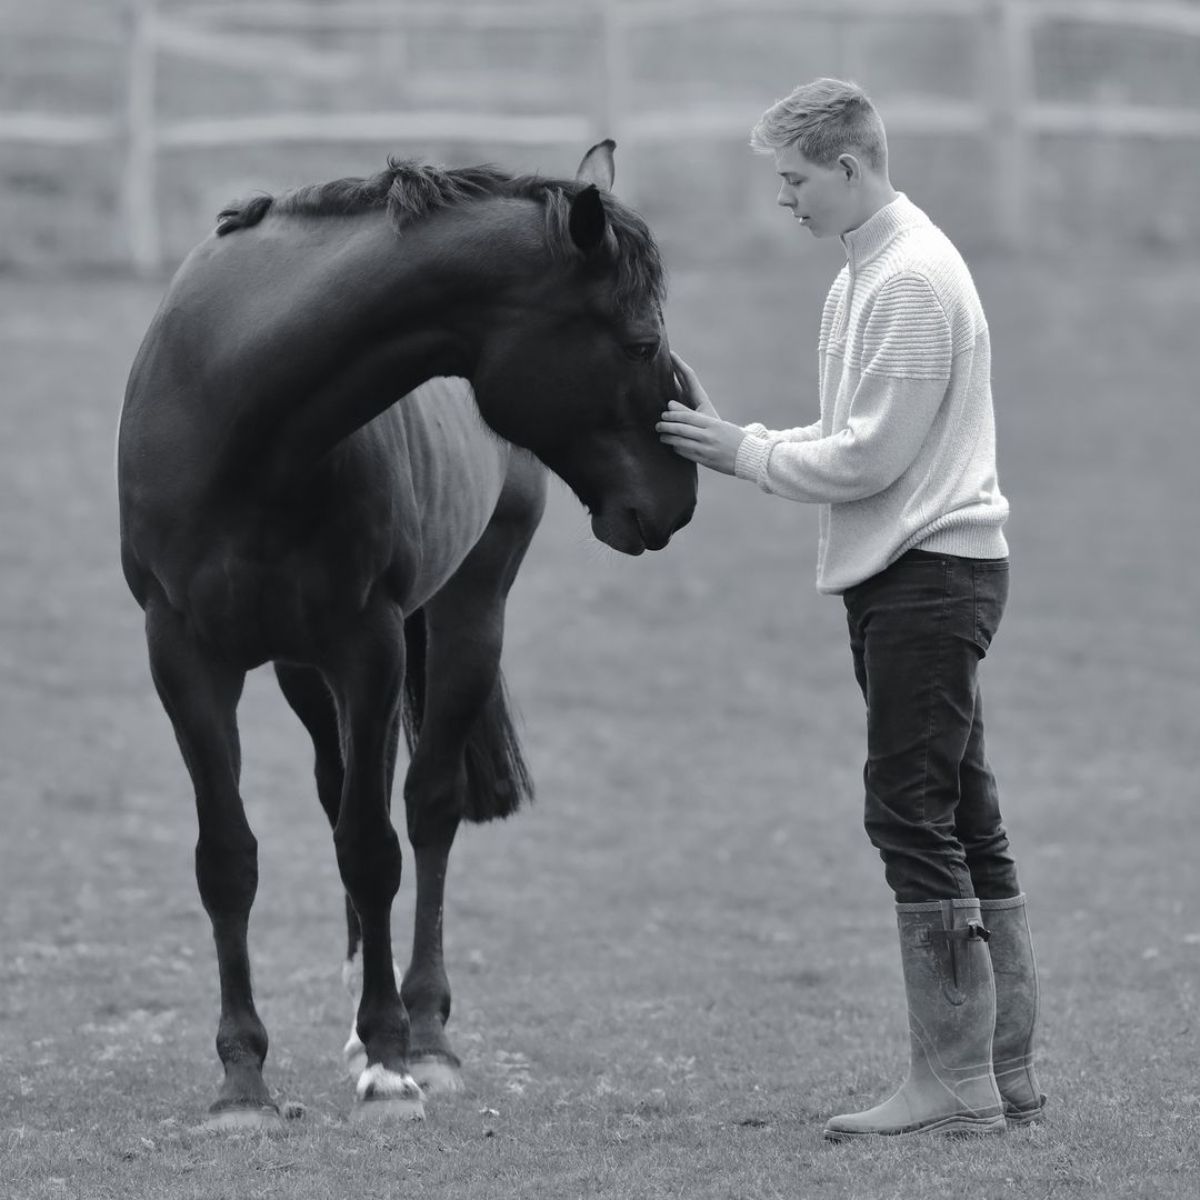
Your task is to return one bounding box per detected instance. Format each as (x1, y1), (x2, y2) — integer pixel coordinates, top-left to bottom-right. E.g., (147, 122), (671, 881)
(116, 140), (697, 1127)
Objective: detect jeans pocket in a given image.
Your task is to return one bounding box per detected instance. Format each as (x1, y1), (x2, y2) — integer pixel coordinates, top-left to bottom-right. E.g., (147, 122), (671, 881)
(971, 561), (1009, 654)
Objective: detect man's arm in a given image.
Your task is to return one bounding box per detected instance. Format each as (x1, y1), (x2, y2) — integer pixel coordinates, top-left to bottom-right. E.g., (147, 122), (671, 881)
(659, 353), (820, 476)
(734, 273), (953, 502)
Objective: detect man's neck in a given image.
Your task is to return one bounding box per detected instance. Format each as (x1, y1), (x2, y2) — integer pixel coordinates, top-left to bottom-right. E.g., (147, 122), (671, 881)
(845, 181), (899, 236)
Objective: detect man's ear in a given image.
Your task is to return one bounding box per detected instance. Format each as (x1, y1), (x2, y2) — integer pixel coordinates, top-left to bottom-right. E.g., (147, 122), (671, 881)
(838, 153), (863, 185)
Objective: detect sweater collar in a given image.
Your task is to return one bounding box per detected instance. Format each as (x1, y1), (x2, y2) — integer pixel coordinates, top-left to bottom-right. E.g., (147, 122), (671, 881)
(841, 193), (925, 267)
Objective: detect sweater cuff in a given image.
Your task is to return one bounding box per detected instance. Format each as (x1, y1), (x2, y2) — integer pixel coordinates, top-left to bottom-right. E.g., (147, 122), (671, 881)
(742, 422), (770, 438)
(734, 434), (774, 485)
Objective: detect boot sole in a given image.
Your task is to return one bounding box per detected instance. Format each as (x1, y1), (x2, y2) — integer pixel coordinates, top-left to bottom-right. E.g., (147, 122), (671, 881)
(824, 1112), (1007, 1141)
(1004, 1102), (1046, 1127)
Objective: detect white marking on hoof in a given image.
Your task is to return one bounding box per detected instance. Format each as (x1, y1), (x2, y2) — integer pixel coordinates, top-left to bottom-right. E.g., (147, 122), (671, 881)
(344, 1026), (367, 1079)
(354, 1064), (426, 1121)
(356, 1062), (424, 1102)
(198, 1106), (284, 1134)
(411, 1058), (464, 1095)
(340, 951), (407, 1080)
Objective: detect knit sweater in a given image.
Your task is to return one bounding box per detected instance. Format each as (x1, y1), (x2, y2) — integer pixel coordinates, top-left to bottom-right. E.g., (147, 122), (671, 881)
(733, 193), (1009, 594)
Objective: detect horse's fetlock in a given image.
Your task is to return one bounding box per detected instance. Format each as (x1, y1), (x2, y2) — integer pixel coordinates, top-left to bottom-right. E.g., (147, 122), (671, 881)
(401, 977), (451, 1023)
(216, 1015), (268, 1068)
(355, 1005), (411, 1056)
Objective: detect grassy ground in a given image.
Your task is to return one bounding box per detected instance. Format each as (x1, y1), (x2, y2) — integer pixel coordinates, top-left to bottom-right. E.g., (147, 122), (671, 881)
(0, 251), (1197, 1199)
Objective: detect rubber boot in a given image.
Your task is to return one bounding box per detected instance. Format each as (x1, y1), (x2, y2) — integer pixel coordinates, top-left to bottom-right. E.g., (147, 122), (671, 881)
(979, 894), (1046, 1124)
(823, 899), (1006, 1140)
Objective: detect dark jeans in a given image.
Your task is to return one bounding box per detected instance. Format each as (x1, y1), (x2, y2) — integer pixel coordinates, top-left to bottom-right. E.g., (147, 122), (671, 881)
(843, 549), (1021, 903)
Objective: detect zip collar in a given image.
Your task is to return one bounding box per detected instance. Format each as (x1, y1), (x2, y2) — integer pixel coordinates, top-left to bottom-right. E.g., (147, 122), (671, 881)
(840, 193), (927, 269)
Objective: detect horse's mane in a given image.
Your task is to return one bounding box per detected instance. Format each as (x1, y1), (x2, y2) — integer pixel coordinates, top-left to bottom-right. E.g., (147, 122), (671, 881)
(215, 157), (665, 312)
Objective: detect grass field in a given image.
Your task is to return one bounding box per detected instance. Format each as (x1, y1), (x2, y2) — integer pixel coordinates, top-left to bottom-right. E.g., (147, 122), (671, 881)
(1, 248), (1197, 1200)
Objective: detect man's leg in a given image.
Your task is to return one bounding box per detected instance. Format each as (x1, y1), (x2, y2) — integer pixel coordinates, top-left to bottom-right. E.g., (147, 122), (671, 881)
(849, 553), (982, 902)
(951, 564), (1046, 1123)
(827, 553), (1003, 1138)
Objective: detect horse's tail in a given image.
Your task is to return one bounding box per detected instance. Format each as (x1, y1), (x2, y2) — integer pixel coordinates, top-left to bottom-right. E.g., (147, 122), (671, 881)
(400, 608), (533, 823)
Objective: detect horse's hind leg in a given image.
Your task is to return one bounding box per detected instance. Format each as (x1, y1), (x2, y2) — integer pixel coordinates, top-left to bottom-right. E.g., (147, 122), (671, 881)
(322, 608), (424, 1121)
(274, 662), (396, 1079)
(145, 600), (278, 1129)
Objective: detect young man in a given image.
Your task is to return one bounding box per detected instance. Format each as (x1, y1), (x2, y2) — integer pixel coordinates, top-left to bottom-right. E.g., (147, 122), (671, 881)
(657, 78), (1045, 1139)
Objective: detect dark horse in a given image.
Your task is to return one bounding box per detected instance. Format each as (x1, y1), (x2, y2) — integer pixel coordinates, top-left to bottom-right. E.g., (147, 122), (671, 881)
(117, 142), (696, 1127)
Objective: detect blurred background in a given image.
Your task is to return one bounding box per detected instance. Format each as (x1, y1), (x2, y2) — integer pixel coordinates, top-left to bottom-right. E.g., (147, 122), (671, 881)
(3, 0), (1200, 271)
(2, 3), (1199, 1194)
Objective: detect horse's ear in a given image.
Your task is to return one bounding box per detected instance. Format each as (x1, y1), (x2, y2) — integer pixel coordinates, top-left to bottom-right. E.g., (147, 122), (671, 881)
(568, 185), (610, 256)
(575, 139), (616, 191)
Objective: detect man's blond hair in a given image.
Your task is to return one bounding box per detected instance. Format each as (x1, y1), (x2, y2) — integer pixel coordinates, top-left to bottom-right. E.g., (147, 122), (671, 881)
(750, 78), (888, 173)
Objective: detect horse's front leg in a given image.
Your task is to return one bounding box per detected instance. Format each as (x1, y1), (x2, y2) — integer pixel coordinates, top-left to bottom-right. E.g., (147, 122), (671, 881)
(401, 503), (537, 1094)
(326, 610), (424, 1121)
(145, 600), (279, 1129)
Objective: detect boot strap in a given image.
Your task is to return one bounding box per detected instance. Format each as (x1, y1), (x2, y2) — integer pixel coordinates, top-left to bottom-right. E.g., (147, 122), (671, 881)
(924, 920), (991, 944)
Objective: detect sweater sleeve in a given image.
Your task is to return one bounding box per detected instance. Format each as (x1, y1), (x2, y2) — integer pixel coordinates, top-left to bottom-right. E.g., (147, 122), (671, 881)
(734, 273), (952, 503)
(741, 419), (823, 443)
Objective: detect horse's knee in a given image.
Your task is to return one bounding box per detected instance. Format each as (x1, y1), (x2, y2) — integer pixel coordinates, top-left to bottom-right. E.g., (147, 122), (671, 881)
(195, 827), (259, 916)
(335, 823), (402, 908)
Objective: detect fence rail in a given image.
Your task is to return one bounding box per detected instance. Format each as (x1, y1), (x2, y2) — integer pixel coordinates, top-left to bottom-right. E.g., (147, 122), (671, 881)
(4, 0), (1200, 270)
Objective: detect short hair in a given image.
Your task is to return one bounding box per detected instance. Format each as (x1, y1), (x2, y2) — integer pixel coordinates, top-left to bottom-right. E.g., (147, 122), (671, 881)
(750, 78), (888, 172)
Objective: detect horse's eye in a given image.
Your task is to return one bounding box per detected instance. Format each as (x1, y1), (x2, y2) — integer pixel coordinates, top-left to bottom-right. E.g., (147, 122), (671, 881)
(625, 340), (659, 363)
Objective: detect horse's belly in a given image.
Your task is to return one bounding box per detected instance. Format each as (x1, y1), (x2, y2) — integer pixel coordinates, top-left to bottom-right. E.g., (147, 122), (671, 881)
(393, 378), (510, 608)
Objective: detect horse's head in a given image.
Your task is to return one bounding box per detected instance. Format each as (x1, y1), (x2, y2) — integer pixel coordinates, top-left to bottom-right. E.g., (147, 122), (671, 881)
(469, 142), (697, 555)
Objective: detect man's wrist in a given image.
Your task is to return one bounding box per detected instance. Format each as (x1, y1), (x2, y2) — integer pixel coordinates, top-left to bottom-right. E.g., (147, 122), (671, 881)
(734, 434), (773, 483)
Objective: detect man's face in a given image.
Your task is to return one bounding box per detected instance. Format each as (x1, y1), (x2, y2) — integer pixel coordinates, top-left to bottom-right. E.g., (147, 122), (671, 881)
(773, 143), (856, 239)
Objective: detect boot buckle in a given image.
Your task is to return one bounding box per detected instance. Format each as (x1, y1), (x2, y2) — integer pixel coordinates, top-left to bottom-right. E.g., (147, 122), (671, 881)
(923, 920), (991, 945)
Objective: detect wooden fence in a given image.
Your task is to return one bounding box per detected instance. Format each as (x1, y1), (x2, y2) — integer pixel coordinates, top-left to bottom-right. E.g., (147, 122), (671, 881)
(3, 0), (1200, 271)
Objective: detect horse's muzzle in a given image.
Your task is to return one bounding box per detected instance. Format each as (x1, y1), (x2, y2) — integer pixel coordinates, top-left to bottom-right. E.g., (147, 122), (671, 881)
(592, 503), (693, 554)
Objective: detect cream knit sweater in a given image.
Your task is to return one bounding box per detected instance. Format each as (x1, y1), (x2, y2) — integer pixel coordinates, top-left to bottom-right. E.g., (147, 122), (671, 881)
(733, 193), (1009, 594)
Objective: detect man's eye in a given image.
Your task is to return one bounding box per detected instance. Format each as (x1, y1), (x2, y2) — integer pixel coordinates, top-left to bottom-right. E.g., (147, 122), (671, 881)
(626, 340), (659, 362)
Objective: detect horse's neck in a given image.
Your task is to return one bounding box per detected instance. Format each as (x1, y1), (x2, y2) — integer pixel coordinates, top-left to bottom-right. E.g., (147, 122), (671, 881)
(249, 205), (539, 490)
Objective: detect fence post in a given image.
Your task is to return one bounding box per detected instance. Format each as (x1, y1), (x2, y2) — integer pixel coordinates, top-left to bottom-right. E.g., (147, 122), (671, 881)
(122, 0), (161, 275)
(987, 0), (1031, 254)
(593, 0), (633, 200)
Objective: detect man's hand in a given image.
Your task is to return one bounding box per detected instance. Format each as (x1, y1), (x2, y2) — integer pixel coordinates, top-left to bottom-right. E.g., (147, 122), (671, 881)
(657, 399), (746, 476)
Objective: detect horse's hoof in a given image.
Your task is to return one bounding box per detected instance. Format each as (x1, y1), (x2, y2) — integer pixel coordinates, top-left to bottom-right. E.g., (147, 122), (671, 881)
(354, 1064), (426, 1121)
(411, 1057), (464, 1096)
(198, 1104), (284, 1133)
